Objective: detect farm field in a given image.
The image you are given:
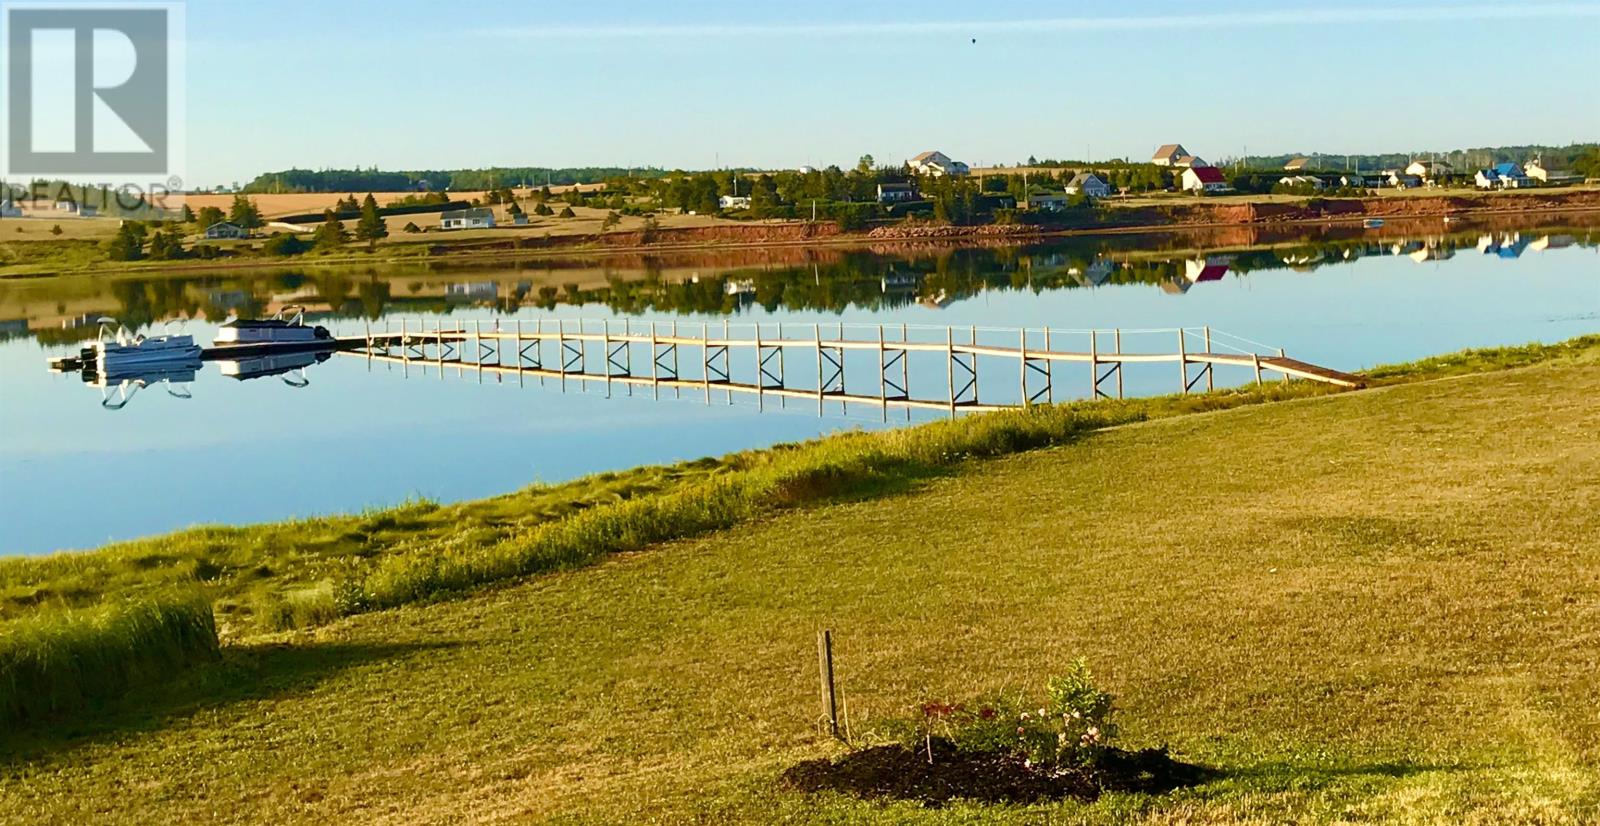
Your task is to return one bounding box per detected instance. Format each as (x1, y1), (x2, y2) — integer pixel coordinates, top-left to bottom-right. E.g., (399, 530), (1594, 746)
(3, 346), (1597, 824)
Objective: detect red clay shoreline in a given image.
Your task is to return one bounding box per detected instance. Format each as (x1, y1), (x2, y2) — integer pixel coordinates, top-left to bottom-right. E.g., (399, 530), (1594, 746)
(4, 191), (1598, 280)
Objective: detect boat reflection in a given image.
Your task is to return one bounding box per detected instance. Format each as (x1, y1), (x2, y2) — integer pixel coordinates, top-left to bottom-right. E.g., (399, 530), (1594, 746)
(214, 349), (331, 386)
(84, 361), (200, 410)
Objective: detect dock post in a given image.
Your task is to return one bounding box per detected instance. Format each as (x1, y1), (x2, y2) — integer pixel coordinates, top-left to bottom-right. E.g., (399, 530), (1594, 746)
(1019, 328), (1029, 409)
(1278, 347), (1289, 385)
(557, 318), (566, 392)
(777, 322), (785, 410)
(364, 319), (372, 367)
(1253, 351), (1263, 386)
(755, 322), (764, 412)
(1114, 328), (1124, 399)
(516, 318), (525, 387)
(814, 323), (824, 416)
(702, 322), (712, 405)
(435, 320), (444, 380)
(1046, 327), (1056, 404)
(1177, 328), (1188, 395)
(1089, 330), (1099, 399)
(945, 326), (956, 418)
(650, 322), (659, 401)
(901, 323), (910, 420)
(475, 319), (484, 382)
(877, 324), (887, 421)
(400, 318), (408, 377)
(1204, 326), (1214, 391)
(970, 325), (979, 405)
(602, 318), (611, 398)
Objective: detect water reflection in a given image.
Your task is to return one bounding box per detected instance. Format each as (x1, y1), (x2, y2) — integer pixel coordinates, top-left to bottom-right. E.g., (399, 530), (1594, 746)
(3, 218), (1597, 555)
(3, 222), (1595, 342)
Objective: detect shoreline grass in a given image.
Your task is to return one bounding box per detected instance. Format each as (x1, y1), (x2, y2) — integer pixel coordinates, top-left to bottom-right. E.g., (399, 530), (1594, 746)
(0, 592), (218, 727)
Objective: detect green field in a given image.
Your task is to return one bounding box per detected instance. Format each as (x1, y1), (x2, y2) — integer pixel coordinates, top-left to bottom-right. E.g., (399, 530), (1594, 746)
(2, 340), (1598, 823)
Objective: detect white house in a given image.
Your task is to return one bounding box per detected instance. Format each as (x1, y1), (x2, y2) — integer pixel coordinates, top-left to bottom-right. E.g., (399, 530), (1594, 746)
(908, 151), (970, 177)
(1340, 175), (1371, 188)
(440, 207), (495, 230)
(1405, 160), (1454, 181)
(1525, 159), (1581, 185)
(1151, 144), (1187, 166)
(54, 200), (76, 211)
(718, 195), (752, 210)
(877, 182), (918, 203)
(1283, 157), (1312, 171)
(1181, 166), (1231, 194)
(1278, 175), (1325, 190)
(203, 221), (248, 240)
(76, 205), (98, 218)
(1064, 172), (1111, 199)
(1385, 171), (1422, 188)
(797, 165), (816, 174)
(1478, 163), (1530, 190)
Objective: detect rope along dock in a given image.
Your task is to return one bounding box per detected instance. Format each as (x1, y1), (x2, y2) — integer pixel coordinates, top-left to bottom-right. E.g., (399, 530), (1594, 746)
(344, 319), (1363, 418)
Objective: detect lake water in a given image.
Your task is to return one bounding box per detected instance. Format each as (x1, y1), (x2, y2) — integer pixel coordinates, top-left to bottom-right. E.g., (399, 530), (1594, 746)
(2, 219), (1596, 555)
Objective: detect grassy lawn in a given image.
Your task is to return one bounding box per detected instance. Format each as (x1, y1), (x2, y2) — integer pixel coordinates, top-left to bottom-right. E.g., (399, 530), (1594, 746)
(2, 351), (1597, 823)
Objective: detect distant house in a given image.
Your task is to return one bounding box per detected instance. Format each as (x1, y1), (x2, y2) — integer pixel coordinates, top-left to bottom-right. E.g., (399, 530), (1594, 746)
(1020, 191), (1070, 211)
(54, 200), (76, 211)
(1151, 144), (1188, 166)
(512, 212), (529, 225)
(0, 200), (21, 218)
(877, 182), (918, 203)
(1385, 171), (1422, 188)
(440, 207), (495, 230)
(797, 165), (816, 174)
(1278, 175), (1324, 190)
(1181, 166), (1232, 194)
(1404, 160), (1454, 181)
(203, 221), (248, 240)
(908, 151), (970, 177)
(1524, 159), (1581, 186)
(1284, 157), (1312, 171)
(76, 205), (98, 218)
(1484, 162), (1530, 189)
(1064, 172), (1111, 199)
(1340, 174), (1371, 188)
(718, 195), (752, 210)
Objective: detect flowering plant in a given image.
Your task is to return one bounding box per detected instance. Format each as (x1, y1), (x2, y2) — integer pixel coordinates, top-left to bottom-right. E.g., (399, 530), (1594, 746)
(900, 659), (1118, 772)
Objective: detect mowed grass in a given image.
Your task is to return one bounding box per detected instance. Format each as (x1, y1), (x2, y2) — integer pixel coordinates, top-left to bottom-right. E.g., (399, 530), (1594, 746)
(1, 355), (1597, 823)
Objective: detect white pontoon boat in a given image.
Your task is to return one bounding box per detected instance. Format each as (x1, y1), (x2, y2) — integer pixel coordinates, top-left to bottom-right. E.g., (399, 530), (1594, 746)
(214, 306), (331, 345)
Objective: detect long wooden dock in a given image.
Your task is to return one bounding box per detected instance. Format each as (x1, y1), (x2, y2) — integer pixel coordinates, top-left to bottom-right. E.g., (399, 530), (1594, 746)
(342, 318), (1362, 418)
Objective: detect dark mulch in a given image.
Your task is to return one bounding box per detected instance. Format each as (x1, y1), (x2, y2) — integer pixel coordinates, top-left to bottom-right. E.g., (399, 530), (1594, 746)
(780, 739), (1212, 807)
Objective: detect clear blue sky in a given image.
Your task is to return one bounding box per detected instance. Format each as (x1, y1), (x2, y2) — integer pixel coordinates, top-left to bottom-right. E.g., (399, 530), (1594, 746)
(184, 0), (1600, 186)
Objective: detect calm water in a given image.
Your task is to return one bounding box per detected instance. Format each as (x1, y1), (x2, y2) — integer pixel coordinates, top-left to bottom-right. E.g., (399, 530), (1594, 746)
(2, 220), (1596, 555)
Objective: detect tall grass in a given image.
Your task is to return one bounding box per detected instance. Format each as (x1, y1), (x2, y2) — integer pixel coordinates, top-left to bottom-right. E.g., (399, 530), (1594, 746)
(0, 593), (219, 726)
(356, 402), (1153, 609)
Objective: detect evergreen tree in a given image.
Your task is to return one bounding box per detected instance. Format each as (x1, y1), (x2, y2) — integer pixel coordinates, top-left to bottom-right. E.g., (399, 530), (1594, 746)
(557, 206), (575, 218)
(196, 205), (225, 228)
(227, 195), (263, 228)
(402, 221), (421, 233)
(102, 223), (143, 260)
(355, 193), (388, 242)
(312, 209), (349, 248)
(180, 203), (196, 224)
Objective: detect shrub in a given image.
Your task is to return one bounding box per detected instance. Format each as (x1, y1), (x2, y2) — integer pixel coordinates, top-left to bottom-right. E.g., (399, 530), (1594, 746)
(895, 660), (1118, 771)
(261, 234), (310, 256)
(0, 593), (219, 726)
(558, 206), (575, 218)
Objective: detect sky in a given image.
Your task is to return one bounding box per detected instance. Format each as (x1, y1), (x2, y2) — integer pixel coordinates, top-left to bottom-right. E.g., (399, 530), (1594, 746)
(179, 0), (1600, 186)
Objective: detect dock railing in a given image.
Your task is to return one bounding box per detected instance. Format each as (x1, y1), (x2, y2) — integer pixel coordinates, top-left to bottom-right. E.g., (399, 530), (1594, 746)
(348, 318), (1362, 419)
